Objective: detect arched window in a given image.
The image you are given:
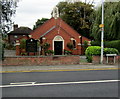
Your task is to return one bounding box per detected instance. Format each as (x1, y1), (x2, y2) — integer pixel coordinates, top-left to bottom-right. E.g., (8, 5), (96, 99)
(53, 35), (64, 41)
(73, 40), (76, 48)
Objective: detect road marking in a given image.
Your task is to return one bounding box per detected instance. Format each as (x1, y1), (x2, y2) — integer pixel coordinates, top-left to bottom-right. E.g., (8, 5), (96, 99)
(10, 82), (36, 85)
(0, 80), (120, 88)
(0, 68), (120, 73)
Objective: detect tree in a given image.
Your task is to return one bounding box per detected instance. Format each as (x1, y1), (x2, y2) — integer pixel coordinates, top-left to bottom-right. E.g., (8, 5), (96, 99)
(56, 1), (94, 39)
(0, 36), (4, 60)
(33, 18), (49, 30)
(0, 0), (19, 34)
(0, 0), (19, 59)
(90, 1), (120, 41)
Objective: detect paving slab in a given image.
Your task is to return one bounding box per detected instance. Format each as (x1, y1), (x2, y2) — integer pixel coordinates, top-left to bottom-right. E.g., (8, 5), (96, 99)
(0, 64), (119, 73)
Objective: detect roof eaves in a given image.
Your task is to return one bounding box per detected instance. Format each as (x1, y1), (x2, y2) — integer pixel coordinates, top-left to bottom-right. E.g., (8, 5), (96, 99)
(40, 26), (56, 37)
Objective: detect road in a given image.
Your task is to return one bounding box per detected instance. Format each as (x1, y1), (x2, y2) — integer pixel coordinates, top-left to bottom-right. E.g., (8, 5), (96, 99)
(1, 69), (119, 97)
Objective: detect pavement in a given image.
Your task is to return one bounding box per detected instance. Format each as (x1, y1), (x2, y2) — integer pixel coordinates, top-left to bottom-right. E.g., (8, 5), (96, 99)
(0, 63), (119, 73)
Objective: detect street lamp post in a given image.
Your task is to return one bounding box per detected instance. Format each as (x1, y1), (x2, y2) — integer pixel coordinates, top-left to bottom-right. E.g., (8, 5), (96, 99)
(100, 0), (104, 64)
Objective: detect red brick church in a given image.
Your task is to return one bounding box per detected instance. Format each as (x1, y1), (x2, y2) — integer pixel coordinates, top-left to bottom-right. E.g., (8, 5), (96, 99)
(16, 7), (91, 55)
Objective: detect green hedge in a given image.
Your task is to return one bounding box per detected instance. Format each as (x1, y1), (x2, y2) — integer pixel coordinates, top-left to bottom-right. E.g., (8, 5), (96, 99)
(104, 48), (119, 54)
(91, 40), (120, 53)
(85, 46), (119, 63)
(105, 40), (120, 53)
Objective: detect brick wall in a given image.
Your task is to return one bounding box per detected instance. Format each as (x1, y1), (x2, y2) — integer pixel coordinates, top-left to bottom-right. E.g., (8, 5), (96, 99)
(3, 55), (80, 66)
(92, 55), (120, 64)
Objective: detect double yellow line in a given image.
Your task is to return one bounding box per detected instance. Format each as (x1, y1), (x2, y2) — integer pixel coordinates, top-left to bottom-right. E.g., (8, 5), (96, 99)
(0, 68), (120, 73)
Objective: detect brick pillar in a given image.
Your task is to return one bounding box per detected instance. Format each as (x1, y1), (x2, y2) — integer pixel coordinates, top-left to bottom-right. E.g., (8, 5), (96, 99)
(78, 36), (82, 55)
(16, 40), (20, 55)
(42, 37), (46, 55)
(77, 43), (81, 55)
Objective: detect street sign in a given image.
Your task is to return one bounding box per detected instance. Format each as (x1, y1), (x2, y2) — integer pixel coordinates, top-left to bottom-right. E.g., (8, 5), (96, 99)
(99, 24), (104, 28)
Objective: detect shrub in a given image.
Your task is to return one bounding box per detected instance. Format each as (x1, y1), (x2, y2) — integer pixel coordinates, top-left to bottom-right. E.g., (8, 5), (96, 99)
(83, 41), (88, 49)
(67, 43), (74, 50)
(85, 46), (119, 62)
(64, 49), (72, 55)
(5, 43), (15, 50)
(42, 42), (50, 55)
(85, 46), (101, 62)
(20, 39), (26, 49)
(37, 41), (41, 46)
(45, 50), (54, 55)
(42, 42), (50, 50)
(82, 40), (89, 55)
(21, 52), (27, 56)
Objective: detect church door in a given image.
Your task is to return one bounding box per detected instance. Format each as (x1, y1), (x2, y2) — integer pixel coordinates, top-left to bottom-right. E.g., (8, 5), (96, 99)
(54, 41), (63, 55)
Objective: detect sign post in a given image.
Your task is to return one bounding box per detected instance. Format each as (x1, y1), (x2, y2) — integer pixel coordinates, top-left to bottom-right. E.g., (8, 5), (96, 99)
(100, 0), (104, 64)
(26, 38), (37, 55)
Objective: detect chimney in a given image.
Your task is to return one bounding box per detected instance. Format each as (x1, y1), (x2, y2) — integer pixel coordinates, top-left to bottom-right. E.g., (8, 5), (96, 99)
(13, 24), (18, 30)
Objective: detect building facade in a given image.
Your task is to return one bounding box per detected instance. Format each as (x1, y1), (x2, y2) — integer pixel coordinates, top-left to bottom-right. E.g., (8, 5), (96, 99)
(8, 25), (32, 46)
(17, 17), (90, 55)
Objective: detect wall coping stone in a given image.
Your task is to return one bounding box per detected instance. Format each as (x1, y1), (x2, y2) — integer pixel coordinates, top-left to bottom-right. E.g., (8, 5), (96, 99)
(4, 55), (80, 58)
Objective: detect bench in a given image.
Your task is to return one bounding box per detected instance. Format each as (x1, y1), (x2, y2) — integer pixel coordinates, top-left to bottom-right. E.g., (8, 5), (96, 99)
(106, 54), (117, 64)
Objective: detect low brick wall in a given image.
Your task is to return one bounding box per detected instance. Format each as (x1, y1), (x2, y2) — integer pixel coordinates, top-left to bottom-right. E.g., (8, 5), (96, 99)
(93, 55), (120, 64)
(2, 55), (80, 66)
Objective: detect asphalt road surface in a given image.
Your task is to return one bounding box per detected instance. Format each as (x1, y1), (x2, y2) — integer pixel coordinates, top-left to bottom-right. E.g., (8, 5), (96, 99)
(1, 69), (119, 97)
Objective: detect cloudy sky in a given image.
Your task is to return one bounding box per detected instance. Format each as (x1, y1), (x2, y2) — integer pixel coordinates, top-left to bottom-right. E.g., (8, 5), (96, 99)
(12, 0), (102, 29)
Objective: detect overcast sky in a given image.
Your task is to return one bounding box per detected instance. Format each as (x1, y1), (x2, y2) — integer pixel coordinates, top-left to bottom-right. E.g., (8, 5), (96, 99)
(12, 0), (101, 29)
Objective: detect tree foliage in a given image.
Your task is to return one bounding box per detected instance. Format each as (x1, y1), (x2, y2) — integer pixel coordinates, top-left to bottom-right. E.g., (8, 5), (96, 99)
(91, 1), (120, 41)
(0, 0), (19, 34)
(33, 18), (49, 30)
(56, 1), (94, 39)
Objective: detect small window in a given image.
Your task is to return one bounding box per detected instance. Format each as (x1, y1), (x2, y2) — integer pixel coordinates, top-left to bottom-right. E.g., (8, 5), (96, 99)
(73, 40), (76, 48)
(14, 35), (18, 38)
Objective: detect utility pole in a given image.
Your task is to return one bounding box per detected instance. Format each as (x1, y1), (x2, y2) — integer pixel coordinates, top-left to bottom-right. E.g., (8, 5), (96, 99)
(100, 0), (104, 64)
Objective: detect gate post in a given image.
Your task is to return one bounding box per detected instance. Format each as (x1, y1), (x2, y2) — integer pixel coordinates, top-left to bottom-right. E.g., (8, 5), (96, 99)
(16, 40), (20, 55)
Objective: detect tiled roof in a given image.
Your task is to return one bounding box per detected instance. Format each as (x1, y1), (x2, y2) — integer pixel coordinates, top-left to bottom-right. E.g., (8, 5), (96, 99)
(9, 27), (32, 35)
(40, 26), (56, 37)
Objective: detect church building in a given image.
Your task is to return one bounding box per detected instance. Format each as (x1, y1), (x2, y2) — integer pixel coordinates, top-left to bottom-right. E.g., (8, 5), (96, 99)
(16, 7), (91, 55)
